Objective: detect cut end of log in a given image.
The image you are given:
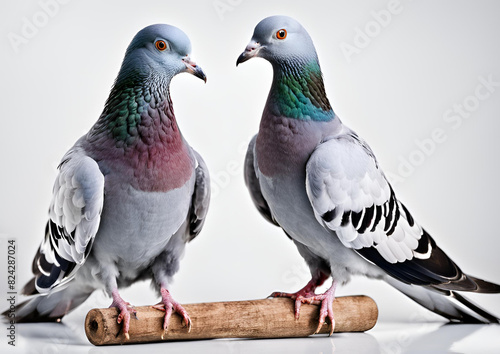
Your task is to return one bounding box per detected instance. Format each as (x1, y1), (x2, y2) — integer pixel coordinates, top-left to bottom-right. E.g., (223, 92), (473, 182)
(85, 308), (107, 346)
(85, 296), (378, 346)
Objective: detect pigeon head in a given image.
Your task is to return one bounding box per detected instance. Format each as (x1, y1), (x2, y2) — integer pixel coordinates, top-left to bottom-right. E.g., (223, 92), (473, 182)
(237, 16), (334, 122)
(236, 15), (318, 67)
(89, 24), (206, 146)
(117, 24), (206, 85)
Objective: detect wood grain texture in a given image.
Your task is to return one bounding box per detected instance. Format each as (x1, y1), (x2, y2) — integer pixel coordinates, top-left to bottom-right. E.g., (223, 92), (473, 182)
(85, 296), (378, 346)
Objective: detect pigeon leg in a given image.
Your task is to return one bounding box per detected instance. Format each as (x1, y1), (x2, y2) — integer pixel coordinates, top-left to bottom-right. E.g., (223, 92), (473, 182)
(109, 289), (137, 340)
(151, 287), (191, 337)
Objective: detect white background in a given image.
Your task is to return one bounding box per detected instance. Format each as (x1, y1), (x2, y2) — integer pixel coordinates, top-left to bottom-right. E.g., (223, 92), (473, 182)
(1, 0), (500, 353)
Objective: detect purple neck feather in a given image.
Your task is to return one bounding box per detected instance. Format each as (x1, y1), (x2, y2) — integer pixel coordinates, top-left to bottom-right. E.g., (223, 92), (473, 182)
(85, 79), (193, 192)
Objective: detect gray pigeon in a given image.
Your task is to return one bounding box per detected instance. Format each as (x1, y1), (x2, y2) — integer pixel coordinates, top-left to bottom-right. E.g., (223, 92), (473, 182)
(9, 24), (210, 339)
(237, 15), (500, 334)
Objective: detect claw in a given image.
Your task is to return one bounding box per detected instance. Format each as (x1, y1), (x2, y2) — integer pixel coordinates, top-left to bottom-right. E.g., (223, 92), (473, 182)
(183, 317), (192, 333)
(329, 320), (335, 336)
(151, 303), (165, 311)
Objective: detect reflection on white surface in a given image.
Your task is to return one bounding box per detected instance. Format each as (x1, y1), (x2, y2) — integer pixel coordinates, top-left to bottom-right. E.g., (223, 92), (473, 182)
(2, 315), (500, 354)
(373, 322), (500, 354)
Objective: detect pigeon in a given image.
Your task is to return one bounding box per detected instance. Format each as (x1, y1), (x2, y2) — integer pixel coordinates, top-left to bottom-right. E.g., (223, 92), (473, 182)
(237, 15), (500, 334)
(8, 24), (210, 339)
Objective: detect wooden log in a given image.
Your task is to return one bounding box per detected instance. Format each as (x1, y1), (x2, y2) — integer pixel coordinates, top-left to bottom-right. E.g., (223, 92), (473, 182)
(85, 296), (377, 346)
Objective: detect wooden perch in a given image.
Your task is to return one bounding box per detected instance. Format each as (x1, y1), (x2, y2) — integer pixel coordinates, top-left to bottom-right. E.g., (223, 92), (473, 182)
(85, 296), (377, 346)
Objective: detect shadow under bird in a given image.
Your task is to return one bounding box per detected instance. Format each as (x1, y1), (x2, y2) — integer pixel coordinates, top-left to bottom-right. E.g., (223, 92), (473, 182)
(237, 15), (500, 334)
(5, 24), (210, 340)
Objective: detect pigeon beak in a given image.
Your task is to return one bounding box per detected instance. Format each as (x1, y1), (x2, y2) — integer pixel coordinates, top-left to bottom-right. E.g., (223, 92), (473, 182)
(183, 56), (207, 83)
(236, 41), (262, 66)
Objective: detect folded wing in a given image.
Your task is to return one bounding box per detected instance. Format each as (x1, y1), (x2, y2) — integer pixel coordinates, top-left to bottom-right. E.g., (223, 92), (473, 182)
(305, 131), (500, 293)
(25, 146), (104, 295)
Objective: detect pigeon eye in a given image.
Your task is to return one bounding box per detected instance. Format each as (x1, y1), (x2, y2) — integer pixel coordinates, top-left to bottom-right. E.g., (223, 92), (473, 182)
(155, 40), (168, 51)
(276, 29), (287, 40)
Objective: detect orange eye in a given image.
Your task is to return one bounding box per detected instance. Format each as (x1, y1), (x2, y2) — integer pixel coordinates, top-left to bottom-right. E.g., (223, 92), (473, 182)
(155, 40), (168, 51)
(276, 29), (287, 40)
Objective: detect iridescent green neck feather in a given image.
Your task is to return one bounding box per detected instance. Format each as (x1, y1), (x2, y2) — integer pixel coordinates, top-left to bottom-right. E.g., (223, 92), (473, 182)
(88, 72), (172, 146)
(269, 59), (335, 122)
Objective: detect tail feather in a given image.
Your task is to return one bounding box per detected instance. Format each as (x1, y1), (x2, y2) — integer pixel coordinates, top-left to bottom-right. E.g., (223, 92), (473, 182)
(451, 292), (500, 324)
(467, 275), (500, 293)
(4, 297), (59, 323)
(21, 277), (37, 296)
(386, 277), (500, 324)
(432, 274), (500, 294)
(2, 284), (92, 323)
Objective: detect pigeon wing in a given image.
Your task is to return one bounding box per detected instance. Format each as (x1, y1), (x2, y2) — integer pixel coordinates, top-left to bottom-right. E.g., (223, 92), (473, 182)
(305, 131), (496, 292)
(244, 135), (279, 226)
(186, 149), (211, 241)
(27, 146), (104, 294)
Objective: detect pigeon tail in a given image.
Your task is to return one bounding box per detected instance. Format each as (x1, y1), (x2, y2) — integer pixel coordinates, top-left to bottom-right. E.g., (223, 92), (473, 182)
(386, 277), (500, 324)
(3, 284), (93, 323)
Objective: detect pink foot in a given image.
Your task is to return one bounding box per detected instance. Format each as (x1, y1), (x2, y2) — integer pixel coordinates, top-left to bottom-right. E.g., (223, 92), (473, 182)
(296, 282), (336, 335)
(151, 288), (191, 336)
(270, 271), (329, 318)
(109, 290), (137, 340)
(271, 275), (336, 336)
